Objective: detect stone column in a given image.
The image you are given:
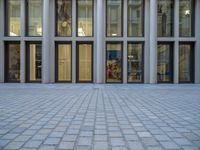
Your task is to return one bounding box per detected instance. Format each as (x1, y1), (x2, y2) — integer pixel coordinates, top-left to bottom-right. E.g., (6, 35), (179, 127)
(149, 0), (157, 83)
(42, 0), (50, 83)
(20, 0), (25, 83)
(96, 0), (103, 83)
(0, 0), (4, 83)
(195, 0), (200, 83)
(174, 0), (179, 84)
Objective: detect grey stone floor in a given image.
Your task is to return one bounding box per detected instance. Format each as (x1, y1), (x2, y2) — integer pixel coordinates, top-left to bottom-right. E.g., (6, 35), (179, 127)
(0, 84), (200, 150)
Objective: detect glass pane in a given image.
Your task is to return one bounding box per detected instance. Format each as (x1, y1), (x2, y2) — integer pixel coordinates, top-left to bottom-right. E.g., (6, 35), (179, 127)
(57, 44), (71, 81)
(56, 0), (72, 36)
(106, 0), (122, 37)
(6, 43), (20, 82)
(179, 44), (194, 82)
(106, 43), (122, 82)
(157, 44), (173, 82)
(27, 0), (42, 36)
(179, 0), (194, 37)
(157, 0), (173, 37)
(29, 43), (42, 81)
(128, 43), (143, 82)
(7, 0), (21, 36)
(77, 0), (93, 37)
(78, 44), (92, 82)
(128, 0), (144, 37)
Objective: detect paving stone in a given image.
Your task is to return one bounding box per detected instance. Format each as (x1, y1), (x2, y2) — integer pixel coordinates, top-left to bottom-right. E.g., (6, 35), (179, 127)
(24, 140), (42, 148)
(44, 138), (61, 145)
(58, 141), (74, 149)
(5, 141), (24, 149)
(94, 141), (108, 149)
(78, 137), (92, 146)
(110, 138), (125, 146)
(160, 141), (180, 149)
(137, 132), (152, 138)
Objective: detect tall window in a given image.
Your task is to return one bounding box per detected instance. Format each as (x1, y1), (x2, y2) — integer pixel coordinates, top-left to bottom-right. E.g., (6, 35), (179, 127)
(55, 43), (72, 82)
(26, 42), (42, 82)
(128, 0), (144, 37)
(56, 0), (72, 36)
(77, 42), (93, 82)
(5, 42), (20, 82)
(77, 0), (93, 37)
(106, 0), (123, 37)
(106, 42), (123, 83)
(157, 0), (174, 37)
(127, 43), (144, 83)
(179, 43), (194, 82)
(26, 0), (42, 36)
(179, 0), (194, 37)
(5, 0), (21, 36)
(157, 43), (173, 83)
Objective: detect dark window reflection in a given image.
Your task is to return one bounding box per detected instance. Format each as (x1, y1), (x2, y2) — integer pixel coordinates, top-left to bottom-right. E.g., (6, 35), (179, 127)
(5, 43), (20, 82)
(106, 43), (122, 83)
(179, 43), (194, 82)
(127, 43), (143, 82)
(27, 43), (42, 82)
(157, 0), (173, 37)
(56, 0), (72, 36)
(128, 0), (144, 37)
(157, 43), (173, 83)
(179, 0), (194, 37)
(106, 0), (122, 37)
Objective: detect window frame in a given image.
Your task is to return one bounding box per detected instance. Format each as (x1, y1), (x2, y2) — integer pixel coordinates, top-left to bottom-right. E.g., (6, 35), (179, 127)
(4, 41), (21, 83)
(157, 0), (174, 37)
(55, 41), (72, 83)
(127, 41), (144, 83)
(179, 0), (195, 37)
(157, 42), (174, 83)
(26, 41), (42, 83)
(76, 41), (94, 83)
(55, 0), (72, 37)
(25, 0), (43, 37)
(179, 42), (195, 83)
(105, 41), (123, 83)
(4, 0), (21, 37)
(106, 0), (124, 37)
(127, 0), (145, 37)
(76, 0), (94, 37)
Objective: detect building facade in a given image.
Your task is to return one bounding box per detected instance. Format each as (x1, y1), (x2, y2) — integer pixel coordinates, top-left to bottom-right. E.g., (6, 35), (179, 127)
(0, 0), (200, 84)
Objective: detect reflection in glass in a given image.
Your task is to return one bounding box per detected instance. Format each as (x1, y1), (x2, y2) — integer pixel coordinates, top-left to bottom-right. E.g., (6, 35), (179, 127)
(28, 43), (42, 82)
(128, 43), (143, 82)
(179, 0), (194, 37)
(157, 43), (173, 82)
(128, 0), (144, 37)
(6, 43), (20, 82)
(78, 43), (93, 82)
(157, 0), (173, 37)
(179, 44), (194, 82)
(27, 0), (42, 36)
(56, 0), (72, 36)
(77, 0), (93, 37)
(57, 44), (71, 81)
(106, 43), (122, 83)
(6, 0), (21, 36)
(106, 0), (122, 37)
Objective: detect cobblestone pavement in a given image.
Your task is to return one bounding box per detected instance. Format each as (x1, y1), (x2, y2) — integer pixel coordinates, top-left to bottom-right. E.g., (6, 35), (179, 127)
(0, 84), (200, 150)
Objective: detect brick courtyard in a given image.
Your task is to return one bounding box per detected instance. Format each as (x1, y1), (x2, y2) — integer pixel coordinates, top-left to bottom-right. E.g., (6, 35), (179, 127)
(0, 84), (200, 150)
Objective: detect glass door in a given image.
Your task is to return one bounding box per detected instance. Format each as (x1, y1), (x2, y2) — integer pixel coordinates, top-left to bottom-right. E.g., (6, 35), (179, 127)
(76, 42), (93, 83)
(5, 42), (20, 82)
(26, 42), (42, 82)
